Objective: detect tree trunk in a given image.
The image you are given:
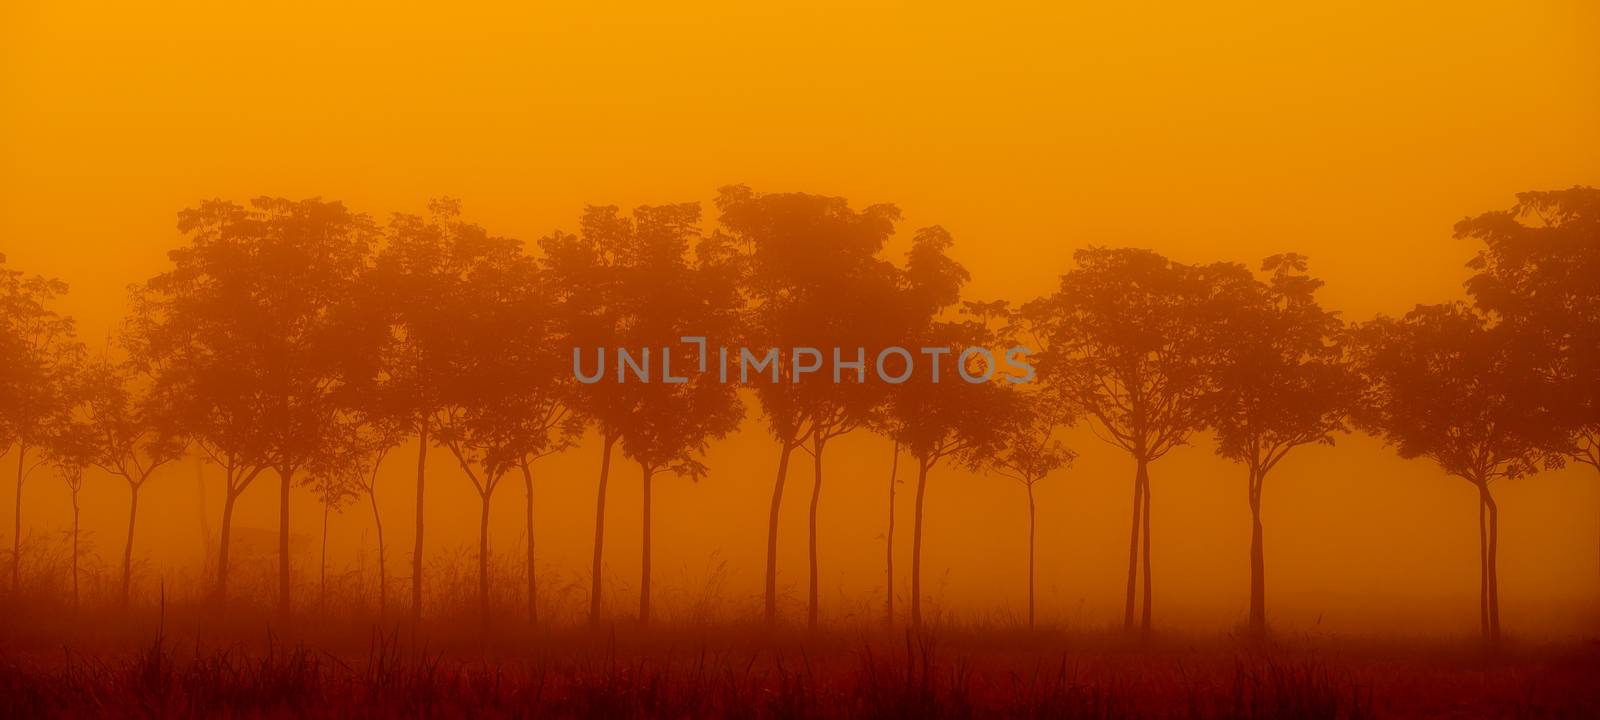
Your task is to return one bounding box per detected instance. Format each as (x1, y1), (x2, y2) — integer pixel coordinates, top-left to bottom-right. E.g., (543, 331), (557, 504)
(12, 443), (25, 592)
(885, 441), (898, 628)
(521, 460), (537, 627)
(122, 481), (141, 611)
(1140, 463), (1152, 635)
(808, 435), (825, 631)
(1027, 481), (1037, 628)
(278, 464), (293, 621)
(590, 432), (616, 626)
(411, 418), (428, 623)
(1478, 485), (1489, 639)
(217, 489), (239, 605)
(369, 488), (386, 615)
(764, 440), (795, 627)
(1123, 456), (1145, 632)
(71, 490), (80, 611)
(478, 488), (492, 634)
(319, 492), (330, 611)
(1248, 467), (1266, 634)
(910, 457), (930, 630)
(639, 463), (652, 626)
(1481, 483), (1501, 642)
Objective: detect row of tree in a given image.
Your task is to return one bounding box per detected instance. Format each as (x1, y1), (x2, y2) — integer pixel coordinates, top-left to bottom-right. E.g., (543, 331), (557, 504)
(1, 186), (1594, 641)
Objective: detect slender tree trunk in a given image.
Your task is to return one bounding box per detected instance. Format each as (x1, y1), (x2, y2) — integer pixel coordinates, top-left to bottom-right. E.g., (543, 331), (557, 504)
(478, 488), (492, 634)
(1140, 464), (1153, 635)
(319, 493), (330, 611)
(910, 457), (930, 630)
(885, 441), (898, 628)
(217, 489), (239, 605)
(369, 489), (386, 615)
(278, 464), (293, 621)
(639, 463), (652, 627)
(764, 440), (795, 627)
(12, 443), (26, 592)
(1478, 485), (1489, 639)
(808, 435), (826, 631)
(590, 432), (616, 626)
(71, 490), (80, 611)
(1123, 456), (1145, 632)
(412, 418), (428, 623)
(1482, 483), (1501, 642)
(122, 481), (141, 610)
(1027, 481), (1037, 629)
(521, 461), (537, 627)
(1248, 467), (1266, 634)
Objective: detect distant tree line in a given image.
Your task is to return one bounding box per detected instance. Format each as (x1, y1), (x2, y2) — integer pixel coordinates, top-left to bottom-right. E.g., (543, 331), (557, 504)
(0, 186), (1594, 642)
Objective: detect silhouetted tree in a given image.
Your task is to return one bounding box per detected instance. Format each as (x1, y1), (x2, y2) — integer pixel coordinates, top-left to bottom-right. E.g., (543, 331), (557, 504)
(715, 186), (904, 628)
(1456, 187), (1600, 589)
(1204, 254), (1353, 635)
(0, 256), (83, 592)
(130, 197), (376, 613)
(369, 198), (514, 622)
(46, 393), (94, 610)
(1024, 248), (1221, 635)
(880, 228), (1018, 630)
(544, 203), (742, 626)
(986, 389), (1074, 628)
(309, 465), (360, 612)
(76, 357), (183, 609)
(431, 232), (577, 631)
(1355, 303), (1562, 641)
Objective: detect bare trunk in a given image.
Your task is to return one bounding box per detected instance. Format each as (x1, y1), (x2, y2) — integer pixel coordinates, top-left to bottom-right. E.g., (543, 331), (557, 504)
(590, 432), (616, 625)
(70, 490), (80, 610)
(639, 463), (652, 626)
(319, 492), (330, 611)
(122, 482), (140, 610)
(521, 461), (537, 627)
(12, 443), (25, 592)
(885, 441), (898, 628)
(764, 441), (795, 626)
(1482, 483), (1501, 642)
(278, 464), (293, 621)
(1027, 482), (1037, 628)
(910, 457), (930, 630)
(369, 489), (386, 615)
(216, 489), (239, 605)
(1140, 463), (1152, 635)
(808, 435), (825, 631)
(411, 418), (428, 623)
(1478, 485), (1489, 639)
(478, 488), (492, 634)
(1123, 456), (1145, 632)
(1248, 467), (1266, 634)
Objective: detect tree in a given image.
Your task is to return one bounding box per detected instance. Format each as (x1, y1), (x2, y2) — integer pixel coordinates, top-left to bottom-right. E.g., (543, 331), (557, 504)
(76, 357), (183, 609)
(879, 228), (1018, 630)
(1023, 247), (1220, 635)
(0, 255), (83, 592)
(369, 198), (515, 623)
(45, 388), (95, 610)
(714, 186), (904, 628)
(1455, 188), (1600, 590)
(1204, 254), (1353, 635)
(130, 197), (376, 612)
(308, 464), (361, 612)
(985, 386), (1075, 628)
(550, 202), (743, 626)
(431, 232), (577, 631)
(1354, 303), (1562, 641)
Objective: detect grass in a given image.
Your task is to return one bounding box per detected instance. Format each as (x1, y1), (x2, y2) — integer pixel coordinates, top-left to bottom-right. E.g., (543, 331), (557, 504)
(0, 540), (1596, 718)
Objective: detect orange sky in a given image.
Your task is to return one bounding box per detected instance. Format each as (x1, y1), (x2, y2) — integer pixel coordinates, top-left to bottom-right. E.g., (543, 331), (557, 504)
(3, 1), (1599, 637)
